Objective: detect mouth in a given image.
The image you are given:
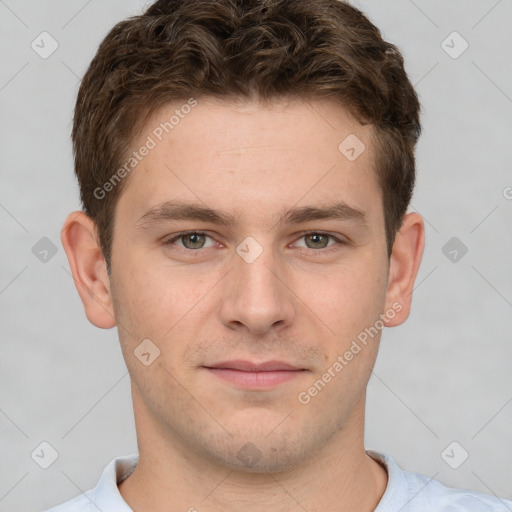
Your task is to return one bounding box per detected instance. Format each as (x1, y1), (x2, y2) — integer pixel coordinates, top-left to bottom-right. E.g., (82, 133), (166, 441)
(202, 360), (308, 389)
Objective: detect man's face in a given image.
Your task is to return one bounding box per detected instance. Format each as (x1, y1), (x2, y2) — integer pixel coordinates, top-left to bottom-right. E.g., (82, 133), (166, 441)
(109, 97), (392, 471)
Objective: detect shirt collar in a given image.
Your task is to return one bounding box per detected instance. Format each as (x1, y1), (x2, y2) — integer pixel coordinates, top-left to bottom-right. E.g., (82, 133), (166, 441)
(91, 453), (138, 511)
(367, 450), (411, 511)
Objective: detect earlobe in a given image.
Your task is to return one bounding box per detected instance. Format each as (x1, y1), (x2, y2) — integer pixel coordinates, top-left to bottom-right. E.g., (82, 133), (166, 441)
(61, 211), (117, 329)
(383, 212), (425, 327)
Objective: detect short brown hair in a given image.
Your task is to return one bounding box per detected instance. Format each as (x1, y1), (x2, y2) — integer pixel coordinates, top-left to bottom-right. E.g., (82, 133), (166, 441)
(72, 0), (421, 271)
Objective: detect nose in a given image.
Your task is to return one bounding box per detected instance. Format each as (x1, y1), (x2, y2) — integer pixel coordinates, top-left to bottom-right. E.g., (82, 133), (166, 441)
(219, 241), (297, 335)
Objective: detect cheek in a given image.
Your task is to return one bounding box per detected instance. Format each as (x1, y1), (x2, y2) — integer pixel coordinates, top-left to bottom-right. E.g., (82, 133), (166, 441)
(304, 259), (387, 340)
(111, 269), (204, 395)
(112, 260), (214, 344)
(298, 264), (386, 410)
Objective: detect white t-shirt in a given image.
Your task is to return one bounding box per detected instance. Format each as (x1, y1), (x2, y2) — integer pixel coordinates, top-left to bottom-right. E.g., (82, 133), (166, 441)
(43, 450), (512, 511)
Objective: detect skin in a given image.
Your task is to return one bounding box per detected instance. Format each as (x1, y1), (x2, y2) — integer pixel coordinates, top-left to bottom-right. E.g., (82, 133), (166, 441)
(61, 97), (424, 512)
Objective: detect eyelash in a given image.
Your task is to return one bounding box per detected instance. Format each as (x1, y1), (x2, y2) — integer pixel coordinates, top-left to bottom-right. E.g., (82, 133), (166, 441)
(163, 230), (346, 253)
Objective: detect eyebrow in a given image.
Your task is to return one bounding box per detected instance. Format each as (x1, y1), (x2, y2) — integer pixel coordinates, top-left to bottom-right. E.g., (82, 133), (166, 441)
(134, 200), (369, 230)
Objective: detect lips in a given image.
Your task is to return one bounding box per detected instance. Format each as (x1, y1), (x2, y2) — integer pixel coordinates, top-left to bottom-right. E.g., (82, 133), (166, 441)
(203, 360), (307, 389)
(204, 360), (303, 372)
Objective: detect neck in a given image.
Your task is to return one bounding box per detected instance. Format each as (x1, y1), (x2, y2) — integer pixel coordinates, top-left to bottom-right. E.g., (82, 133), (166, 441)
(119, 391), (388, 512)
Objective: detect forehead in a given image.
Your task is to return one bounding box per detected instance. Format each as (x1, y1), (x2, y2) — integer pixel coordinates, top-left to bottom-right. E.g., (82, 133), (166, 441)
(117, 97), (382, 227)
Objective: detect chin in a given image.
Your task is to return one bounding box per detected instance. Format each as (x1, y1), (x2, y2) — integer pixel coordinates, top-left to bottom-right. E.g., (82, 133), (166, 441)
(199, 430), (311, 474)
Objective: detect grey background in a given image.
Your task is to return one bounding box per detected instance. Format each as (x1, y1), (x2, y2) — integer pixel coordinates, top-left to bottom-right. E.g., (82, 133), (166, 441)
(0, 0), (511, 510)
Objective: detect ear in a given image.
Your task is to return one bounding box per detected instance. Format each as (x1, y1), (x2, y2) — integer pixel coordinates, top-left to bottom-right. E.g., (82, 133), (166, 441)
(61, 211), (116, 329)
(383, 212), (425, 327)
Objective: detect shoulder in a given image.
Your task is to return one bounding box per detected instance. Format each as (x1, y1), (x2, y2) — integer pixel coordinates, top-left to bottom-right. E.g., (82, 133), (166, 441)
(369, 450), (512, 512)
(403, 468), (512, 511)
(41, 454), (138, 512)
